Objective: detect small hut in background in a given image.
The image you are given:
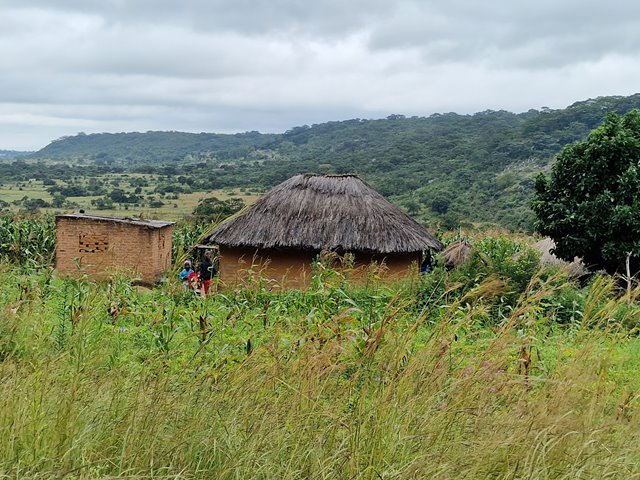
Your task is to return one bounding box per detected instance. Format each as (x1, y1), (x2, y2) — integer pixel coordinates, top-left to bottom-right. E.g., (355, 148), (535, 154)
(203, 173), (443, 288)
(533, 237), (587, 278)
(443, 239), (473, 268)
(55, 213), (175, 284)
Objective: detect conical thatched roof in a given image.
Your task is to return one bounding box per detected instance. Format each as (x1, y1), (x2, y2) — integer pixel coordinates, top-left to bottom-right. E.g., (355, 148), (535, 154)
(204, 174), (443, 254)
(443, 239), (473, 268)
(534, 238), (587, 278)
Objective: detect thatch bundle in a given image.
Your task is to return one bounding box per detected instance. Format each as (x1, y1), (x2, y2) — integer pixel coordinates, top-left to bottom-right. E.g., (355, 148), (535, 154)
(533, 237), (587, 278)
(204, 174), (443, 253)
(443, 239), (473, 268)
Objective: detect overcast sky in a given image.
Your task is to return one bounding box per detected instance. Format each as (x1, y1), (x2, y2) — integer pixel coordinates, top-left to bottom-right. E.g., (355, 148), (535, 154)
(2, 0), (640, 150)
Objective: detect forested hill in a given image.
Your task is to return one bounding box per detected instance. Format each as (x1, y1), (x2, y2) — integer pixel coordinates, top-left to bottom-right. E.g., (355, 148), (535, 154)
(0, 150), (30, 159)
(26, 93), (640, 230)
(260, 94), (640, 229)
(33, 131), (279, 163)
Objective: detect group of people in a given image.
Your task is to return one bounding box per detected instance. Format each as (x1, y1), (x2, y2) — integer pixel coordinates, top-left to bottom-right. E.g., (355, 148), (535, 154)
(179, 250), (217, 296)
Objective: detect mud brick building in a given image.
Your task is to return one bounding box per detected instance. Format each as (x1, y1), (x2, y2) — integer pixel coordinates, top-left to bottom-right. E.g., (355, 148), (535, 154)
(55, 214), (175, 284)
(202, 173), (443, 289)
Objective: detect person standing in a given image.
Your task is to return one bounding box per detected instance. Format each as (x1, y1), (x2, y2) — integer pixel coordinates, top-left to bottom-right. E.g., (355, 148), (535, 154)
(178, 260), (194, 290)
(200, 250), (217, 296)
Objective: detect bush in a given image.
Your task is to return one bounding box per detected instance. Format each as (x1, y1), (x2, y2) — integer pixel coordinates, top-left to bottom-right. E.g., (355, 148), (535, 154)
(455, 237), (540, 292)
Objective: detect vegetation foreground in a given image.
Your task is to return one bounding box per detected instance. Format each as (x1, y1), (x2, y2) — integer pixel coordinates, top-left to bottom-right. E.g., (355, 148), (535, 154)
(2, 243), (640, 478)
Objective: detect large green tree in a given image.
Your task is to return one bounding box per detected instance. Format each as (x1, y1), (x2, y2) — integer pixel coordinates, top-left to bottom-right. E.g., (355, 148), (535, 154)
(532, 110), (640, 274)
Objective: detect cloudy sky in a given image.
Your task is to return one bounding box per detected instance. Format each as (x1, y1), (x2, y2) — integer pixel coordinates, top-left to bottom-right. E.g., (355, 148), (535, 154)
(2, 0), (640, 150)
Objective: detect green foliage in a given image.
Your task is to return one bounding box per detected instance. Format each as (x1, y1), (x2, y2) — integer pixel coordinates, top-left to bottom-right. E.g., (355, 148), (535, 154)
(533, 110), (640, 273)
(2, 258), (640, 477)
(171, 220), (211, 263)
(9, 94), (640, 231)
(12, 196), (51, 213)
(473, 236), (541, 291)
(90, 196), (115, 210)
(442, 236), (542, 317)
(108, 188), (141, 204)
(191, 196), (245, 223)
(33, 130), (278, 163)
(541, 282), (586, 325)
(0, 214), (55, 266)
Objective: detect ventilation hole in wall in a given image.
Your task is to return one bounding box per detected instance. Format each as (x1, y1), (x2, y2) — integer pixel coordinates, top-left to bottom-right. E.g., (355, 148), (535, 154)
(79, 234), (109, 253)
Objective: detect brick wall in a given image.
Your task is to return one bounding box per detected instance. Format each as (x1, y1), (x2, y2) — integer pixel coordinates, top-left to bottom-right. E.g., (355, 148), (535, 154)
(55, 218), (174, 283)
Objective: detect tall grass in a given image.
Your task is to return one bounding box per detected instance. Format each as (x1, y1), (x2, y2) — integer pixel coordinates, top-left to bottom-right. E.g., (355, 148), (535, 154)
(0, 215), (55, 267)
(2, 261), (640, 478)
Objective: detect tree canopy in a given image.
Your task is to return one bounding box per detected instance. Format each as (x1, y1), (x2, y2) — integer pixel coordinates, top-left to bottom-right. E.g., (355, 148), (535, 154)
(9, 93), (640, 231)
(192, 197), (245, 223)
(532, 110), (640, 274)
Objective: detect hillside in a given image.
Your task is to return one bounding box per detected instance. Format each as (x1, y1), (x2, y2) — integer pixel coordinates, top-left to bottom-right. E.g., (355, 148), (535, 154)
(0, 150), (30, 159)
(253, 94), (640, 229)
(17, 93), (640, 230)
(32, 130), (279, 163)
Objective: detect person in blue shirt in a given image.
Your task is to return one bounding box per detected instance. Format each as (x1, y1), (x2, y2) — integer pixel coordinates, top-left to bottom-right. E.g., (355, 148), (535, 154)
(179, 260), (194, 289)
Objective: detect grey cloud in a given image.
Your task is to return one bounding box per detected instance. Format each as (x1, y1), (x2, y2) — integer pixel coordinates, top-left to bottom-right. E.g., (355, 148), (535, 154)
(368, 0), (640, 69)
(1, 0), (640, 150)
(4, 0), (394, 37)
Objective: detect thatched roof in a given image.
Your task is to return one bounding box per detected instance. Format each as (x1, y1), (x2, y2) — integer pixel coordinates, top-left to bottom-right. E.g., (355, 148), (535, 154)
(204, 174), (443, 254)
(443, 239), (473, 268)
(534, 237), (587, 278)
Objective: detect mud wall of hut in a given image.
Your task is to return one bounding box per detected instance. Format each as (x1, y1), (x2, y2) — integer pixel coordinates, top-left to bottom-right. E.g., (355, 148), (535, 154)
(55, 218), (173, 283)
(218, 246), (421, 289)
(350, 252), (422, 279)
(218, 246), (315, 289)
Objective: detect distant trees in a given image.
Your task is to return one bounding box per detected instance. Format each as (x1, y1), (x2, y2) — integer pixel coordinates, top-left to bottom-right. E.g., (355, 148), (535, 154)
(51, 193), (66, 208)
(532, 110), (640, 274)
(18, 197), (50, 213)
(429, 196), (451, 214)
(108, 189), (141, 204)
(6, 93), (640, 231)
(91, 197), (114, 210)
(47, 184), (88, 197)
(192, 197), (245, 223)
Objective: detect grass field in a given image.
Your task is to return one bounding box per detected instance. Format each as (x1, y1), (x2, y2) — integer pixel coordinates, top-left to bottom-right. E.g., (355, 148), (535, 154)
(0, 182), (54, 203)
(0, 177), (260, 220)
(2, 210), (640, 478)
(2, 236), (640, 478)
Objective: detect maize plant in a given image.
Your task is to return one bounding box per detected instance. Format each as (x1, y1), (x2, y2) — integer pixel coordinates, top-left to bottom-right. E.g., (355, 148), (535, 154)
(0, 214), (56, 267)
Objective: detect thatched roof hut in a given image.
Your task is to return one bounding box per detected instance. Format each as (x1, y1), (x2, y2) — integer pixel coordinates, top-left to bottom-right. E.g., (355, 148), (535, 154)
(534, 237), (587, 278)
(205, 174), (442, 253)
(204, 173), (443, 288)
(443, 239), (473, 268)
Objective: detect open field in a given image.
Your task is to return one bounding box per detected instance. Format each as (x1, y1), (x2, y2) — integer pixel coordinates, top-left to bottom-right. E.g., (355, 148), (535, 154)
(51, 190), (259, 220)
(0, 181), (54, 203)
(2, 233), (640, 477)
(0, 177), (260, 220)
(2, 211), (640, 478)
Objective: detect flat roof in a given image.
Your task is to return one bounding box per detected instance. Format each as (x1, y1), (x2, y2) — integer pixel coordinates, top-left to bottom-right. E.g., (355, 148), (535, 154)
(56, 213), (175, 229)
